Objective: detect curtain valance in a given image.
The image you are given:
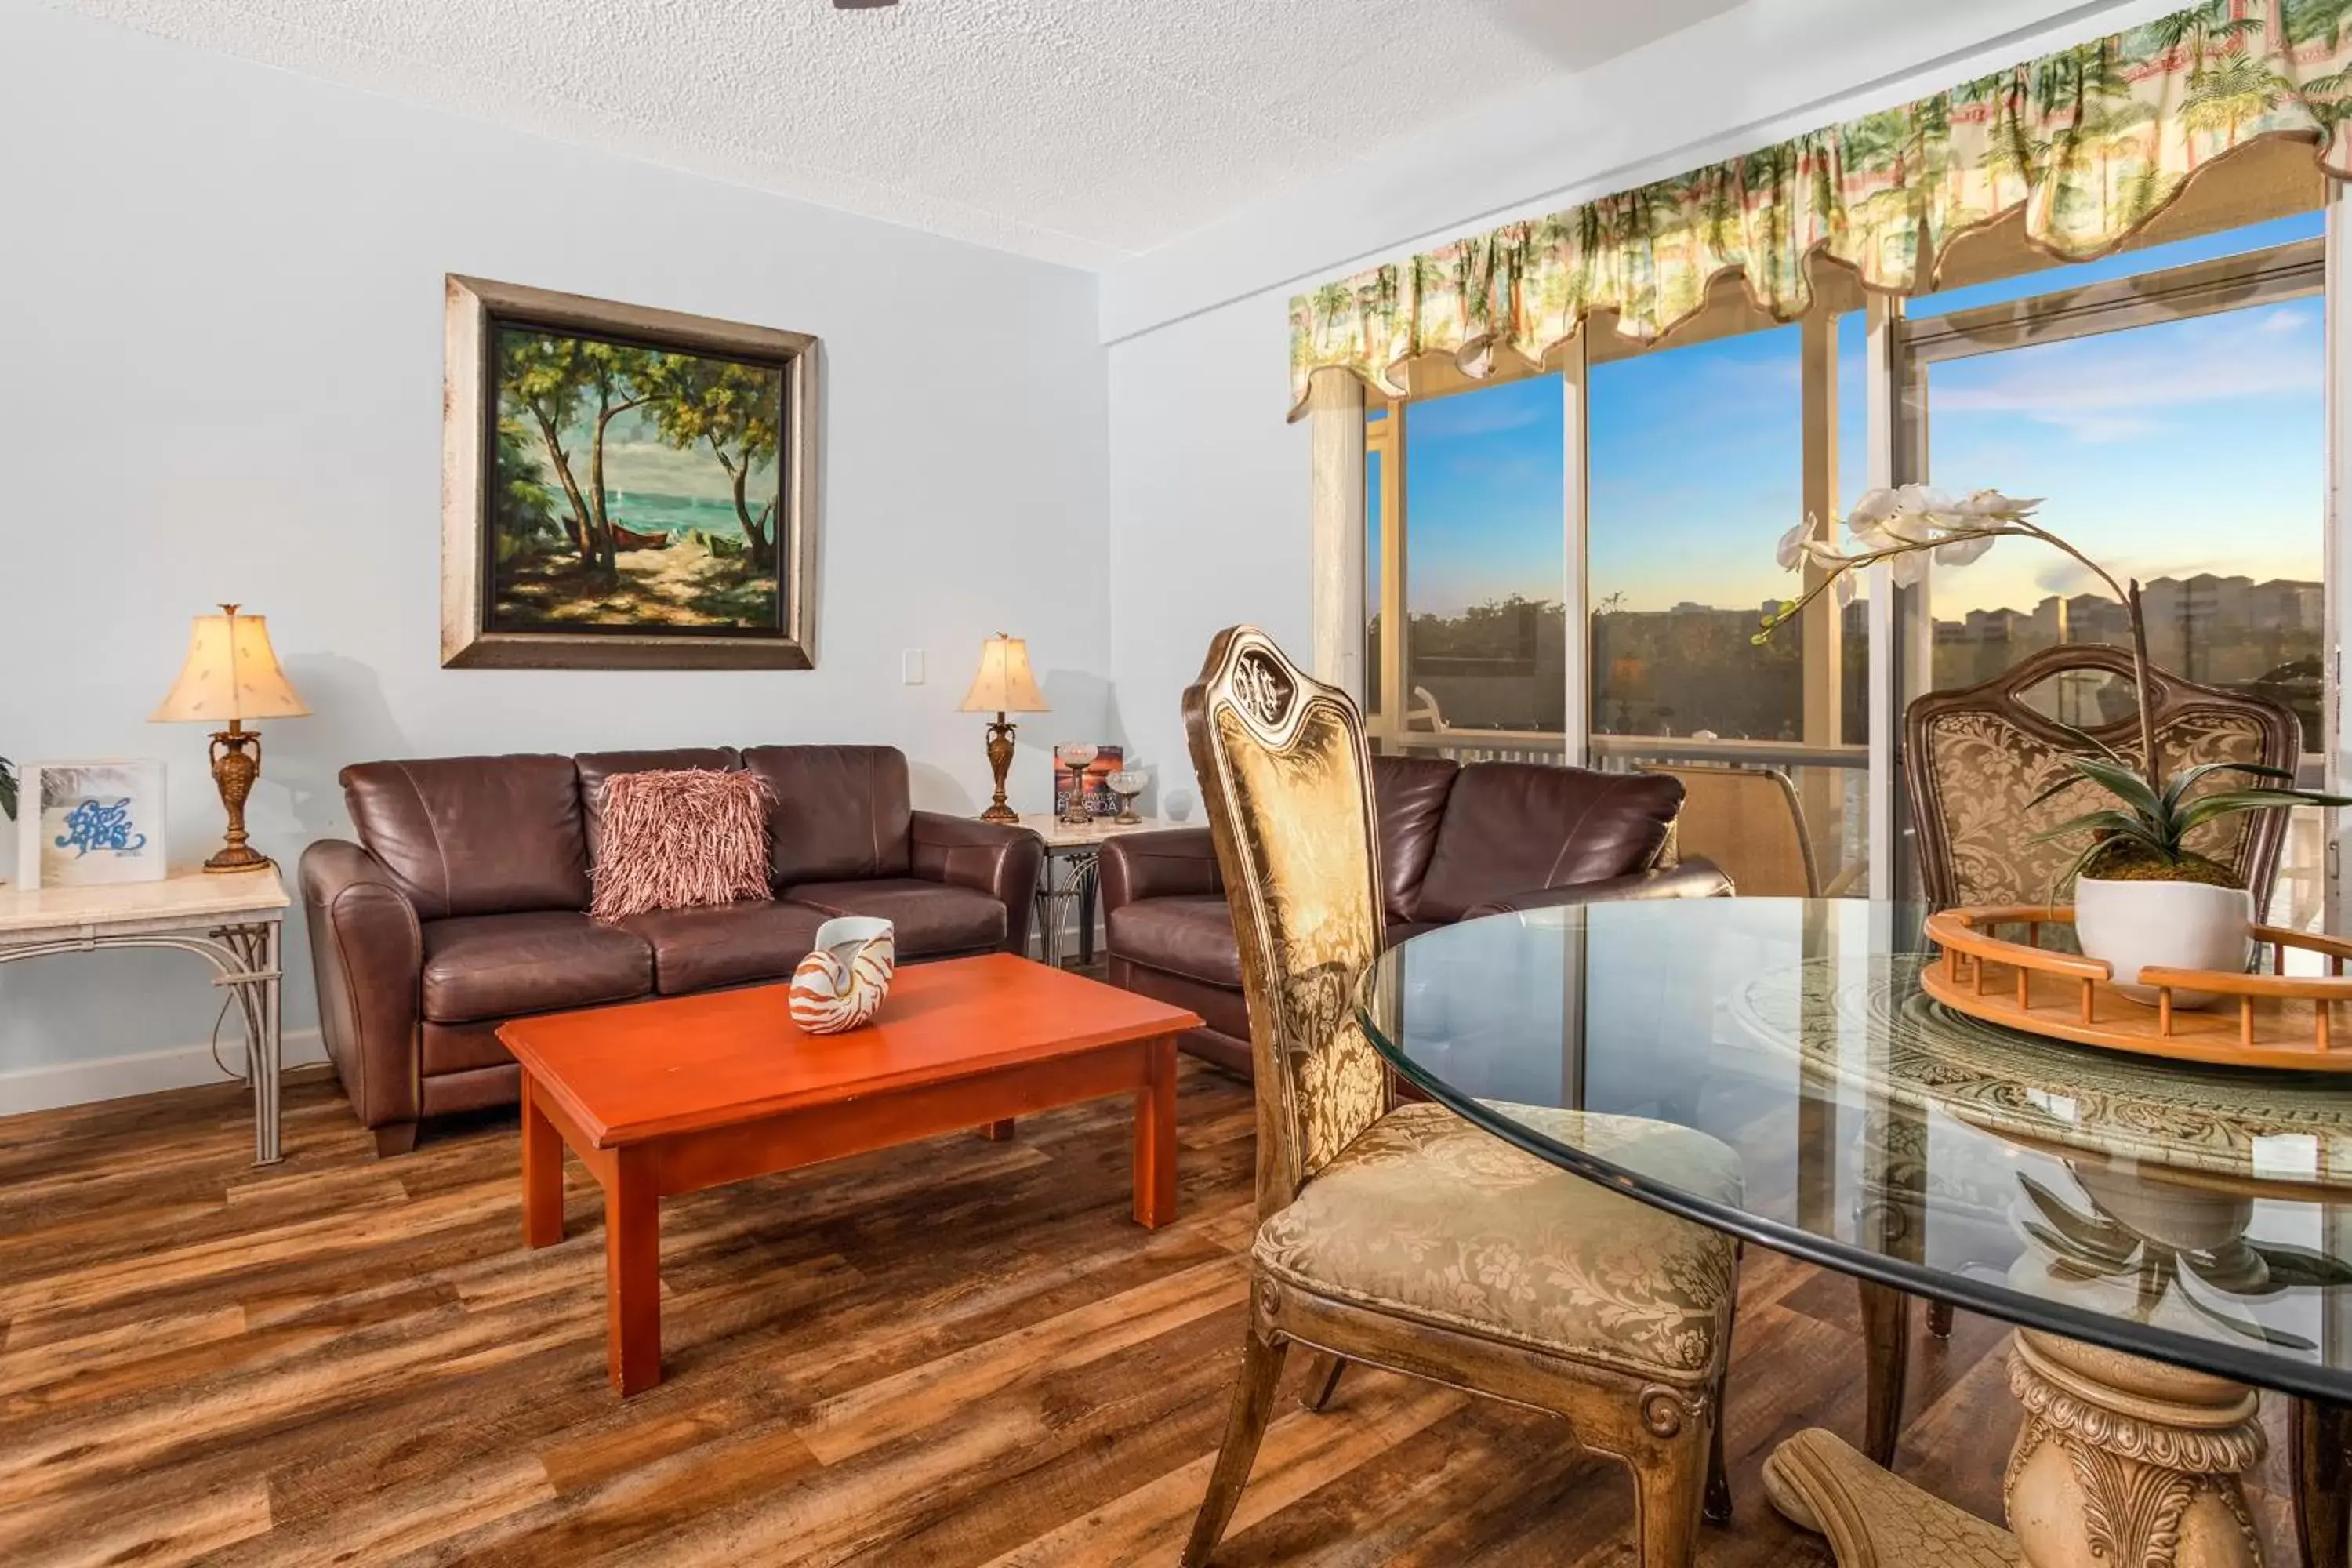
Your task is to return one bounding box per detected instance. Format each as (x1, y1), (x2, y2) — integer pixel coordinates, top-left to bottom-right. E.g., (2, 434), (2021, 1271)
(1287, 2), (2352, 419)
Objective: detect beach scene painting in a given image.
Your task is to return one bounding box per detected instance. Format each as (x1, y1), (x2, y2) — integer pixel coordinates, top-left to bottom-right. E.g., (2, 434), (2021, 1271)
(443, 277), (816, 670)
(488, 323), (787, 634)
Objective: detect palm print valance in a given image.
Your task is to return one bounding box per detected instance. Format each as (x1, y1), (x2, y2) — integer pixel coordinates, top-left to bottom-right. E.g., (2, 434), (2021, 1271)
(1287, 1), (2352, 418)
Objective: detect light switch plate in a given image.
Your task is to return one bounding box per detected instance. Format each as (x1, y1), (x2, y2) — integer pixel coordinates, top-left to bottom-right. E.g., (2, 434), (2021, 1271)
(902, 649), (925, 685)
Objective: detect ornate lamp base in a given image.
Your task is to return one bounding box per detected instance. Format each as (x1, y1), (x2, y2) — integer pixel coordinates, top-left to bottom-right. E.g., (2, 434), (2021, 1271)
(978, 714), (1020, 825)
(204, 724), (274, 874)
(1765, 1329), (2265, 1568)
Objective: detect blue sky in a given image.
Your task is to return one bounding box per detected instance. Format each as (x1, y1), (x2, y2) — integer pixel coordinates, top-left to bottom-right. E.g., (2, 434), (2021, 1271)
(1401, 212), (2324, 619)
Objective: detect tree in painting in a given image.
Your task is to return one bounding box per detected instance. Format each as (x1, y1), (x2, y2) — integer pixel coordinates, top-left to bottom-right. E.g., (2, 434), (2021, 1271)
(489, 327), (786, 634)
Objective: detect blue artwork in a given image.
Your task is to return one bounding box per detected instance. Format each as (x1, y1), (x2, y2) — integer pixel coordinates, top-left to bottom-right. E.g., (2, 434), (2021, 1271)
(24, 760), (168, 888)
(54, 798), (147, 858)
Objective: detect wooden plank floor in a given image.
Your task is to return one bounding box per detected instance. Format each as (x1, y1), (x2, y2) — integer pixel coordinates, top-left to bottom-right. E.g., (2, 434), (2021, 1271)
(0, 1062), (2311, 1566)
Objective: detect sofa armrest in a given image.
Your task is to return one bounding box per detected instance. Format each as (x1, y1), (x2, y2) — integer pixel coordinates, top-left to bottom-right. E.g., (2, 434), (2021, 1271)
(299, 838), (424, 1133)
(1098, 829), (1223, 918)
(909, 811), (1044, 954)
(1464, 858), (1733, 917)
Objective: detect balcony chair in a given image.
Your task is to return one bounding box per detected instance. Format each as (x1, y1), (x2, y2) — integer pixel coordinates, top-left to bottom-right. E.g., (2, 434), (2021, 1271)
(1177, 626), (1741, 1568)
(1636, 762), (1820, 898)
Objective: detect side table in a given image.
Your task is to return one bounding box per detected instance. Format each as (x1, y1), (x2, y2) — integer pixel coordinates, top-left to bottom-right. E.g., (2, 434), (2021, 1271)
(0, 865), (290, 1164)
(1017, 815), (1174, 968)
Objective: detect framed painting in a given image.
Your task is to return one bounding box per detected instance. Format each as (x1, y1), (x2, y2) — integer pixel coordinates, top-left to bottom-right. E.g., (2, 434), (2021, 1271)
(16, 760), (168, 890)
(441, 275), (818, 669)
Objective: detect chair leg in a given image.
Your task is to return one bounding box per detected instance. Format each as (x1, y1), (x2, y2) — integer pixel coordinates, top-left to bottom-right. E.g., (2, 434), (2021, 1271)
(1926, 1298), (1955, 1339)
(2294, 1396), (2350, 1568)
(1300, 1351), (1345, 1413)
(1630, 1417), (1713, 1568)
(1704, 1243), (1739, 1526)
(1857, 1279), (1911, 1468)
(1181, 1327), (1290, 1567)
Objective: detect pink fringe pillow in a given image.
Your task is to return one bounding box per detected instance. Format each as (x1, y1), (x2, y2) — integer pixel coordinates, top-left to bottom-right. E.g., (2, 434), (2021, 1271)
(589, 769), (774, 924)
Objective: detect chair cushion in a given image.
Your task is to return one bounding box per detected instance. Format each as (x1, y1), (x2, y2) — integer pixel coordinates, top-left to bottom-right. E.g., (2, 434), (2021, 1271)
(784, 877), (1005, 957)
(1254, 1102), (1740, 1381)
(1416, 765), (1682, 923)
(419, 911), (653, 1022)
(1105, 895), (1241, 989)
(1371, 755), (1459, 922)
(618, 899), (829, 994)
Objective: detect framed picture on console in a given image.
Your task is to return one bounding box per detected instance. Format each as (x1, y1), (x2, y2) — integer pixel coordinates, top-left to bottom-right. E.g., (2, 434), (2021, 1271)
(15, 760), (167, 891)
(441, 274), (819, 670)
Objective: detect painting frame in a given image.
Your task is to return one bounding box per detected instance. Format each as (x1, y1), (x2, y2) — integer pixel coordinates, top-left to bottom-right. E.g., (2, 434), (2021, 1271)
(441, 274), (819, 670)
(16, 760), (168, 891)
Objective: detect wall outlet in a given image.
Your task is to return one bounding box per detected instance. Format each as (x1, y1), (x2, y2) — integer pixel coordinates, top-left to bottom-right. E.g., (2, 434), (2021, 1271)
(902, 649), (925, 685)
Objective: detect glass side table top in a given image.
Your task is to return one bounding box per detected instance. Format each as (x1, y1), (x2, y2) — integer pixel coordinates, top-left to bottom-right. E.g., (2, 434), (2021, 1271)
(1356, 897), (2352, 1403)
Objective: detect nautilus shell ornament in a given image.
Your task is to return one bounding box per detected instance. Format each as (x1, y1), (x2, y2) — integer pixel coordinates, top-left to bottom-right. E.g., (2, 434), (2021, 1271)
(789, 916), (896, 1034)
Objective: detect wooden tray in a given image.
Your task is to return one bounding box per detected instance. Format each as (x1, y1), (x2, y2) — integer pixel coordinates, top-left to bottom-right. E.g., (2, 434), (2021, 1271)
(1922, 906), (2352, 1073)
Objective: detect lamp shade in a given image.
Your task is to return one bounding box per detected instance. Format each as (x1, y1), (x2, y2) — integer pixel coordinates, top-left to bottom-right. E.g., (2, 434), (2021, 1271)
(151, 606), (310, 724)
(959, 634), (1049, 714)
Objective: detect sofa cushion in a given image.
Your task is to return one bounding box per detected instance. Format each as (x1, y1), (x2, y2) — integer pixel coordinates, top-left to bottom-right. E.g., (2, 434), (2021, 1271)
(1106, 895), (1242, 990)
(419, 911), (652, 1022)
(576, 747), (739, 862)
(420, 1018), (514, 1077)
(785, 877), (1004, 957)
(342, 754), (590, 920)
(1415, 765), (1682, 923)
(742, 746), (913, 885)
(618, 899), (830, 994)
(1372, 755), (1459, 922)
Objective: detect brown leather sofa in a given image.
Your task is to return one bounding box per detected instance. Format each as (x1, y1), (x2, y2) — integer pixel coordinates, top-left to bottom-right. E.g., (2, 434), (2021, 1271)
(1101, 757), (1728, 1077)
(299, 745), (1042, 1154)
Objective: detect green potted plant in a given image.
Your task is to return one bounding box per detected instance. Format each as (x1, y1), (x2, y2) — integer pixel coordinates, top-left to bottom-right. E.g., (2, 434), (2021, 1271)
(1758, 486), (2350, 1003)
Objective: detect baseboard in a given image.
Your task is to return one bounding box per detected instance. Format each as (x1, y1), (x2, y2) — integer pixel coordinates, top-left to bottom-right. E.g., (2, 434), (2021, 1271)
(0, 1028), (328, 1116)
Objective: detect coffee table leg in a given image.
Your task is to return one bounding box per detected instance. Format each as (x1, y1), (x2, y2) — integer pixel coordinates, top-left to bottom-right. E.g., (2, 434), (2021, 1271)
(521, 1073), (564, 1249)
(1133, 1035), (1178, 1228)
(977, 1120), (1018, 1142)
(606, 1148), (662, 1395)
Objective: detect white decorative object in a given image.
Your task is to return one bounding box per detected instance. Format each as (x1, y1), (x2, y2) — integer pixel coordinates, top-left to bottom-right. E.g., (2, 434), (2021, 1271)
(16, 760), (168, 891)
(2073, 873), (2252, 1008)
(788, 916), (895, 1034)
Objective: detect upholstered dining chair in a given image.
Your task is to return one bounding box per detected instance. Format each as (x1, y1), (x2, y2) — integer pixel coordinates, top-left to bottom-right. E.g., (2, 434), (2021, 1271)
(1178, 626), (1743, 1568)
(1877, 641), (2342, 1558)
(1637, 763), (1820, 898)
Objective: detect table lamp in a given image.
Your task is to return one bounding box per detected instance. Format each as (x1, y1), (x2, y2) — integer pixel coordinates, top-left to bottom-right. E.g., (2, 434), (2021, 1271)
(959, 634), (1048, 825)
(151, 604), (310, 873)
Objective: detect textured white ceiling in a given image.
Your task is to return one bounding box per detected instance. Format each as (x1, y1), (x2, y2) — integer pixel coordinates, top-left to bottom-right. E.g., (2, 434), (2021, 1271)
(65, 0), (1738, 267)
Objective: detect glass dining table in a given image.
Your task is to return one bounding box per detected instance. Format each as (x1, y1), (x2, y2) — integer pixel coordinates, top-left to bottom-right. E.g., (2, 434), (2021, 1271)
(1357, 897), (2352, 1568)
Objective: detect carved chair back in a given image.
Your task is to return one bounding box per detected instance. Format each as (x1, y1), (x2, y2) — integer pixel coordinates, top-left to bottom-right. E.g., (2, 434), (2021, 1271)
(1184, 626), (1388, 1219)
(1906, 642), (2299, 910)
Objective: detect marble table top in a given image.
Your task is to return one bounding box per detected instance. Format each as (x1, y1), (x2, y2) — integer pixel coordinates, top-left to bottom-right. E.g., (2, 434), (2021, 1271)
(0, 863), (288, 937)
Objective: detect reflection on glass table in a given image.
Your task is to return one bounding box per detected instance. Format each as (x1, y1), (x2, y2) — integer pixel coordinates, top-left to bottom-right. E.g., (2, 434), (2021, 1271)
(1358, 898), (2352, 1568)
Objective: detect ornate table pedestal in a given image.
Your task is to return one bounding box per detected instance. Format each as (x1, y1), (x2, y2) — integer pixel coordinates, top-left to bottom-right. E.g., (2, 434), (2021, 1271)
(1765, 1328), (2266, 1568)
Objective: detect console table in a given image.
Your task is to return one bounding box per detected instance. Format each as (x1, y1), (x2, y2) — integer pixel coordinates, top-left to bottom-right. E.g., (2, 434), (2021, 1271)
(0, 866), (289, 1164)
(1018, 814), (1171, 968)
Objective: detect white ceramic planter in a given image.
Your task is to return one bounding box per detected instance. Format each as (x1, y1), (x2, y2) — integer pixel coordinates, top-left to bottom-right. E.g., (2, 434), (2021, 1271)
(2072, 874), (2252, 1007)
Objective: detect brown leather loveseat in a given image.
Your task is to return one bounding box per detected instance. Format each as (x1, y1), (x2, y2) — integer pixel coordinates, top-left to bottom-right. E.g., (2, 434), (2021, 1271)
(300, 745), (1041, 1153)
(1101, 757), (1727, 1077)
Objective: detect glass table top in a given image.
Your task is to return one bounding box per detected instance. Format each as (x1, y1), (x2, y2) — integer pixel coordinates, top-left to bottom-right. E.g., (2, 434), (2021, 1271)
(1356, 897), (2352, 1403)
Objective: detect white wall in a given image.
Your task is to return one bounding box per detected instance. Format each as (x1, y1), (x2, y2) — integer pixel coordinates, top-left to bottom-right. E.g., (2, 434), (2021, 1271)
(0, 0), (1109, 1107)
(1102, 0), (2161, 800)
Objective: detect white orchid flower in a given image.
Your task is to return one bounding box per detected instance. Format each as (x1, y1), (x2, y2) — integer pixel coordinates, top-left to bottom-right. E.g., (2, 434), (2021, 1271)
(1889, 550), (1927, 589)
(1880, 509), (1942, 544)
(1835, 571), (1857, 607)
(1948, 488), (2042, 521)
(1775, 523), (1809, 572)
(1936, 531), (1995, 566)
(1803, 539), (1850, 567)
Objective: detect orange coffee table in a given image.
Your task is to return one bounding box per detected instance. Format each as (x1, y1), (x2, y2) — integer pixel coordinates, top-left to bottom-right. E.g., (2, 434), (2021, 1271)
(499, 953), (1201, 1395)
